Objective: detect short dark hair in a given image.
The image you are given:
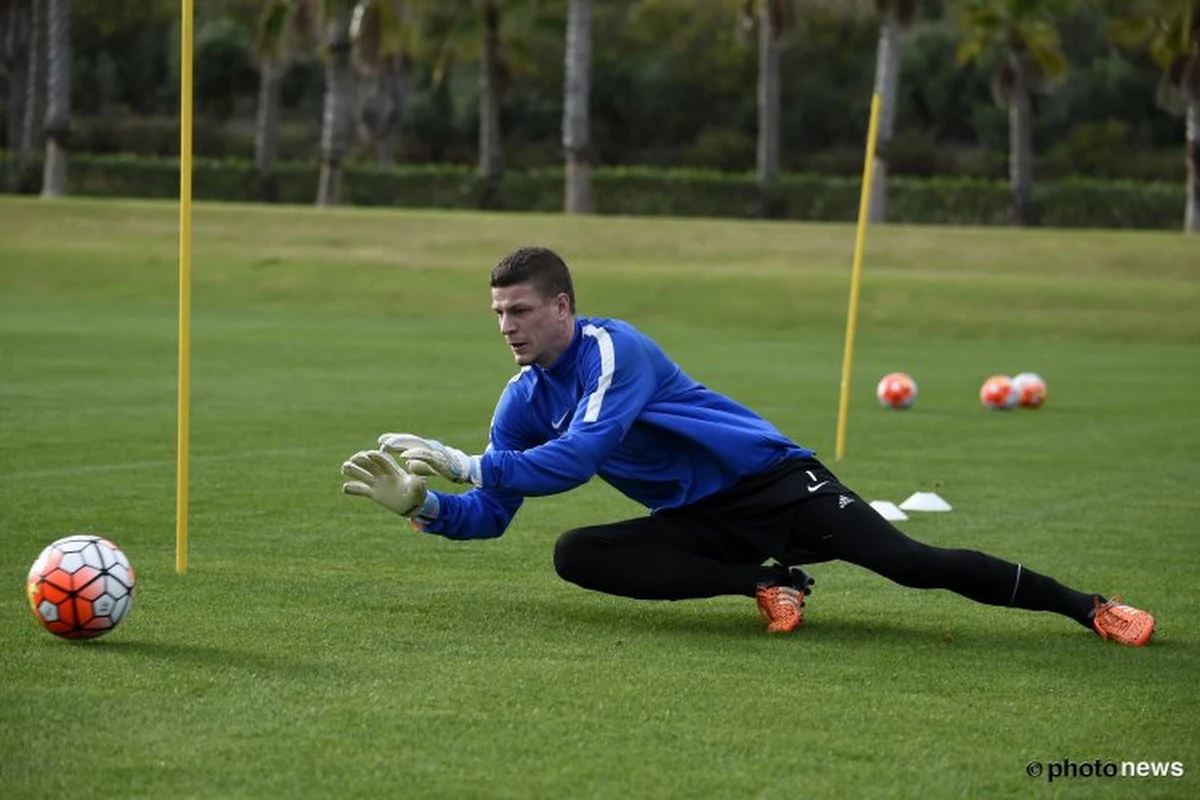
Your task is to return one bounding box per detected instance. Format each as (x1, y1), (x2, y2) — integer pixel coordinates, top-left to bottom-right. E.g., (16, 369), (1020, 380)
(490, 246), (576, 312)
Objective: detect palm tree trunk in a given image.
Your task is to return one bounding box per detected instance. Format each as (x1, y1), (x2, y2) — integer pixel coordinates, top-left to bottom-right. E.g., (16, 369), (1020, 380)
(563, 0), (592, 214)
(316, 9), (353, 207)
(255, 61), (282, 172)
(2, 0), (30, 191)
(357, 62), (407, 168)
(380, 63), (409, 167)
(254, 60), (283, 202)
(756, 1), (781, 218)
(1008, 51), (1035, 226)
(1186, 100), (1198, 234)
(22, 0), (46, 157)
(868, 8), (904, 224)
(41, 0), (70, 198)
(478, 0), (504, 208)
(375, 129), (397, 166)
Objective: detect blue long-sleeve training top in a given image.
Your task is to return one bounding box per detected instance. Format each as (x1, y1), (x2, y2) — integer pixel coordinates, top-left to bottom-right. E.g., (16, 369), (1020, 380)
(420, 316), (812, 539)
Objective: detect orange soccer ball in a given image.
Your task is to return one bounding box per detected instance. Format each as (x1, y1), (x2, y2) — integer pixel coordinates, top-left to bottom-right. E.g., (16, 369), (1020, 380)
(980, 375), (1019, 411)
(877, 372), (918, 409)
(26, 535), (136, 640)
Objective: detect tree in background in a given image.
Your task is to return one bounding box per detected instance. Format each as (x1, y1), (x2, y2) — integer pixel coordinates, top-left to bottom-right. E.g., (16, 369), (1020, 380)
(1108, 0), (1200, 232)
(478, 0), (503, 202)
(413, 0), (554, 206)
(563, 0), (591, 213)
(415, 0), (508, 203)
(22, 0), (44, 159)
(352, 0), (412, 167)
(1, 0), (31, 183)
(316, 0), (355, 206)
(954, 0), (1076, 225)
(740, 0), (796, 217)
(42, 0), (69, 197)
(868, 0), (921, 223)
(254, 0), (314, 182)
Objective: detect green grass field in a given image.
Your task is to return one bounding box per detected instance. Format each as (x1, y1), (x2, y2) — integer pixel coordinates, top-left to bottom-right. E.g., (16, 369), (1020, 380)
(1, 197), (1198, 799)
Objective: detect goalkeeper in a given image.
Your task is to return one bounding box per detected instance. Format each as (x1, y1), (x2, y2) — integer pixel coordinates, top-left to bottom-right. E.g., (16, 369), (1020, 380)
(341, 246), (1154, 645)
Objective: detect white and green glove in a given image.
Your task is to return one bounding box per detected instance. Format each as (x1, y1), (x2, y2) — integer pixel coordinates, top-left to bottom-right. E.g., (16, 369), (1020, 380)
(341, 449), (436, 519)
(378, 433), (483, 487)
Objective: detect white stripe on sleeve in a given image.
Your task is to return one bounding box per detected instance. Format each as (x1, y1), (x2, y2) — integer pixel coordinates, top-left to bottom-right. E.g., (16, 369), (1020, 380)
(581, 324), (615, 422)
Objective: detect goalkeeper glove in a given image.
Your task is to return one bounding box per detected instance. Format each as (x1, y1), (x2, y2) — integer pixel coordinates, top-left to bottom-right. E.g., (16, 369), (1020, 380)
(378, 433), (483, 487)
(341, 449), (437, 520)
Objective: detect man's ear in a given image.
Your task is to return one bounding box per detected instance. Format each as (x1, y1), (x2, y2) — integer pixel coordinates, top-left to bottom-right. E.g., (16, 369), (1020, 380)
(556, 292), (571, 318)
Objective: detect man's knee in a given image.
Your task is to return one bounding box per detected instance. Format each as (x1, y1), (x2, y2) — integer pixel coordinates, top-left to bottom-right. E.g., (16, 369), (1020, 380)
(553, 526), (598, 585)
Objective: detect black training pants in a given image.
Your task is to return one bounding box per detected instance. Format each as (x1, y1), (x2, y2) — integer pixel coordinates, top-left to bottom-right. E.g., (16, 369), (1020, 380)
(552, 458), (1096, 625)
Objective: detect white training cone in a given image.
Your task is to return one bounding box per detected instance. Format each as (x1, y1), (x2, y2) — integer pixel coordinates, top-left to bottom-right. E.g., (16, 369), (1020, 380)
(869, 500), (909, 521)
(899, 492), (953, 512)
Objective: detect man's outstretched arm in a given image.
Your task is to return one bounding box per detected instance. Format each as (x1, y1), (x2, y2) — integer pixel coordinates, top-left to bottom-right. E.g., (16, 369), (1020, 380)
(342, 447), (522, 539)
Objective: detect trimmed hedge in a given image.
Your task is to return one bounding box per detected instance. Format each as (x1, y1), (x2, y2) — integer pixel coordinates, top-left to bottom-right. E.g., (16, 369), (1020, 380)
(0, 152), (1187, 230)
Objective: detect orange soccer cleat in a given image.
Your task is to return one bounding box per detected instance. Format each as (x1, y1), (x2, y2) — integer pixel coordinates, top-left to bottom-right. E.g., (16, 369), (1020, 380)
(756, 585), (807, 634)
(1091, 596), (1155, 647)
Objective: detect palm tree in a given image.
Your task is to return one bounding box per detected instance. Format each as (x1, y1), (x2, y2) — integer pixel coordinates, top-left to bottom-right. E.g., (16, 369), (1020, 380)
(954, 0), (1076, 225)
(316, 0), (355, 206)
(415, 0), (548, 208)
(405, 0), (504, 202)
(41, 0), (69, 198)
(259, 0), (408, 203)
(1, 0), (31, 186)
(562, 0), (592, 213)
(351, 0), (412, 167)
(1108, 0), (1200, 233)
(22, 0), (45, 159)
(868, 0), (921, 223)
(740, 0), (796, 218)
(477, 0), (504, 205)
(253, 0), (314, 183)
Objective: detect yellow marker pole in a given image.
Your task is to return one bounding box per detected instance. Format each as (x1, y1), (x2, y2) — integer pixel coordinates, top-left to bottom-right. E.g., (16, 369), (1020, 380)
(835, 92), (882, 462)
(176, 0), (194, 573)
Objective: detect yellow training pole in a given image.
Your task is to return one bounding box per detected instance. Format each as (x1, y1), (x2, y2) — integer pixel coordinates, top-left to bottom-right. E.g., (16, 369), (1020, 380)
(835, 92), (882, 462)
(176, 0), (194, 573)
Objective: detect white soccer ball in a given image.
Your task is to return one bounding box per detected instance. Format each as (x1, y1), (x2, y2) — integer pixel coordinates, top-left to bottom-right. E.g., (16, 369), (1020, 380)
(26, 535), (136, 639)
(1012, 372), (1047, 408)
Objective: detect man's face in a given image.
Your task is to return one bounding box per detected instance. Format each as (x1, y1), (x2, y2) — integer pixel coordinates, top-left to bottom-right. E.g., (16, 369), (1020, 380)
(491, 282), (572, 368)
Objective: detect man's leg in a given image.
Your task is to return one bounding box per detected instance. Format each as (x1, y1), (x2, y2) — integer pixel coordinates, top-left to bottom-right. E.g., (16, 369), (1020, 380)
(554, 515), (796, 600)
(790, 494), (1099, 626)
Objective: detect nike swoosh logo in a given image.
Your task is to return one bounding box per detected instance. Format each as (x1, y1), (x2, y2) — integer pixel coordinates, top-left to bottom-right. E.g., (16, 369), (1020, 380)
(551, 410), (570, 430)
(807, 481), (829, 492)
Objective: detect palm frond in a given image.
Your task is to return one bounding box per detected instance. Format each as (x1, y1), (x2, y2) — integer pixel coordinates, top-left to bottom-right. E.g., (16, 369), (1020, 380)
(352, 0), (411, 73)
(1107, 15), (1158, 51)
(1020, 19), (1067, 80)
(255, 0), (294, 62)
